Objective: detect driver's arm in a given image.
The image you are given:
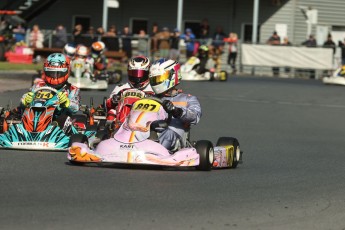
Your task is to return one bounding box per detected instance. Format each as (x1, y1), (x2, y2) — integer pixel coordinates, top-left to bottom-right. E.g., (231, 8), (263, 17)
(178, 94), (202, 125)
(20, 82), (42, 107)
(66, 87), (80, 113)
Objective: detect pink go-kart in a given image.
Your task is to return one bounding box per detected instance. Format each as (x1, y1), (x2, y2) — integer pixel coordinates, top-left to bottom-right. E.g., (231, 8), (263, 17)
(67, 97), (243, 171)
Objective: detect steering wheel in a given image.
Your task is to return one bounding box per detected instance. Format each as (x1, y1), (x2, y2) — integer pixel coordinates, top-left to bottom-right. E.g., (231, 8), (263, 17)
(146, 96), (172, 124)
(32, 86), (59, 104)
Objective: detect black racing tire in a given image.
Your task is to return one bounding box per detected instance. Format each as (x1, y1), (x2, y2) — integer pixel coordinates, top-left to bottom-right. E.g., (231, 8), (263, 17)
(96, 130), (110, 140)
(68, 134), (89, 165)
(216, 137), (240, 168)
(195, 140), (214, 171)
(86, 124), (98, 132)
(68, 133), (88, 147)
(219, 71), (228, 81)
(109, 70), (123, 84)
(71, 114), (88, 124)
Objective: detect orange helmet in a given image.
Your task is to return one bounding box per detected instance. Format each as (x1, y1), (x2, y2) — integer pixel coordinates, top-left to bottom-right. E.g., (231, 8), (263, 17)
(42, 53), (70, 88)
(91, 41), (105, 59)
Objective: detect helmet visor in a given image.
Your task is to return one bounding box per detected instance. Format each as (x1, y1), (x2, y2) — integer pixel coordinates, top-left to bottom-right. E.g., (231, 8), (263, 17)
(128, 69), (148, 78)
(149, 70), (170, 86)
(44, 67), (68, 79)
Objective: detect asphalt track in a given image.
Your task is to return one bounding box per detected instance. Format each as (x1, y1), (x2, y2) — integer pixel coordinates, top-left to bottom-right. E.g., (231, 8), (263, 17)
(1, 75), (345, 230)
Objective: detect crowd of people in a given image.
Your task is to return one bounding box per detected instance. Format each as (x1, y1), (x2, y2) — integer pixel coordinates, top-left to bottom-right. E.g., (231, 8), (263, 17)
(1, 16), (241, 70)
(266, 30), (341, 78)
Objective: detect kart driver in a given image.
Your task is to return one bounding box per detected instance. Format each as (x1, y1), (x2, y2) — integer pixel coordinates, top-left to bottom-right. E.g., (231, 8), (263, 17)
(149, 58), (202, 152)
(63, 43), (77, 60)
(90, 41), (108, 76)
(21, 53), (80, 133)
(73, 44), (95, 80)
(105, 55), (154, 121)
(196, 45), (216, 79)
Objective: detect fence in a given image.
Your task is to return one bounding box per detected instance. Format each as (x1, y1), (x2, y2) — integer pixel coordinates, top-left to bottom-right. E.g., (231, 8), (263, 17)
(21, 30), (340, 78)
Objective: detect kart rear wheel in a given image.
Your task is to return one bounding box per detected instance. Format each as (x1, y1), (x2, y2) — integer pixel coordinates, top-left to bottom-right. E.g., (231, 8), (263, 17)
(219, 71), (228, 81)
(195, 140), (214, 171)
(216, 137), (240, 168)
(109, 70), (122, 84)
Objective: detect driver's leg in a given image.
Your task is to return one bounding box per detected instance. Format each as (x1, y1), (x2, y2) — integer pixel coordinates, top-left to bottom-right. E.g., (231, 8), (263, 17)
(159, 129), (182, 153)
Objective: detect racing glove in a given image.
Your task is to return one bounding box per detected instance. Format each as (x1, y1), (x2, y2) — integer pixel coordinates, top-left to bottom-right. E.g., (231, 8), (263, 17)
(22, 92), (34, 106)
(162, 100), (183, 118)
(58, 92), (70, 108)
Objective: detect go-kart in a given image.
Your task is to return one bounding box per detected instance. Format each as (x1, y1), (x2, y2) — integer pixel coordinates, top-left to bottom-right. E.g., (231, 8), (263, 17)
(322, 66), (345, 86)
(68, 59), (108, 90)
(0, 86), (99, 151)
(181, 56), (228, 81)
(68, 97), (243, 170)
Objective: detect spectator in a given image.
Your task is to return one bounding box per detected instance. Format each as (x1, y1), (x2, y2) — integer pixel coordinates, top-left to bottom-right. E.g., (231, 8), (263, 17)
(282, 36), (292, 75)
(301, 34), (317, 78)
(180, 28), (195, 59)
(72, 24), (83, 45)
(169, 28), (181, 61)
(53, 24), (67, 48)
(101, 25), (119, 51)
(150, 23), (159, 58)
(84, 26), (96, 46)
(266, 31), (281, 76)
(120, 26), (132, 60)
(302, 34), (317, 47)
(135, 29), (149, 56)
(199, 18), (210, 40)
(212, 26), (226, 54)
(12, 24), (26, 42)
(105, 25), (117, 37)
(323, 34), (336, 54)
(224, 32), (238, 74)
(29, 24), (44, 48)
(338, 38), (345, 65)
(96, 27), (105, 40)
(154, 27), (171, 59)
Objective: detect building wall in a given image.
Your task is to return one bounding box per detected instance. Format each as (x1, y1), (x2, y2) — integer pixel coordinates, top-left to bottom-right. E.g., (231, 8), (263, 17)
(260, 0), (345, 45)
(24, 0), (345, 45)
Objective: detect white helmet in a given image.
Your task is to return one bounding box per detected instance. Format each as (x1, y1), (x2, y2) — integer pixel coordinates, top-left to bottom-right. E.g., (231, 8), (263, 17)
(75, 45), (89, 59)
(127, 56), (151, 89)
(63, 43), (76, 58)
(149, 58), (181, 95)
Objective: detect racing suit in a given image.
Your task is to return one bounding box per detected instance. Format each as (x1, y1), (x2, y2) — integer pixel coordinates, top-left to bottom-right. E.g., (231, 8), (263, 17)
(160, 90), (202, 152)
(106, 83), (154, 120)
(93, 55), (108, 71)
(93, 55), (108, 77)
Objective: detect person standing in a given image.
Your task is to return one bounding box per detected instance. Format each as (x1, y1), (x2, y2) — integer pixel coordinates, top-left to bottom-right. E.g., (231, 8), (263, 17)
(224, 32), (238, 74)
(266, 31), (281, 76)
(29, 24), (44, 48)
(53, 24), (67, 48)
(180, 28), (195, 59)
(153, 27), (171, 59)
(72, 24), (84, 45)
(120, 26), (132, 60)
(338, 38), (345, 65)
(169, 28), (181, 61)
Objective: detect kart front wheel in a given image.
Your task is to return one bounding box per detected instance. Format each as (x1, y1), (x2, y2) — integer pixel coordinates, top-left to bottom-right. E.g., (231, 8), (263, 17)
(68, 134), (89, 165)
(68, 134), (88, 147)
(216, 137), (240, 168)
(195, 140), (214, 171)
